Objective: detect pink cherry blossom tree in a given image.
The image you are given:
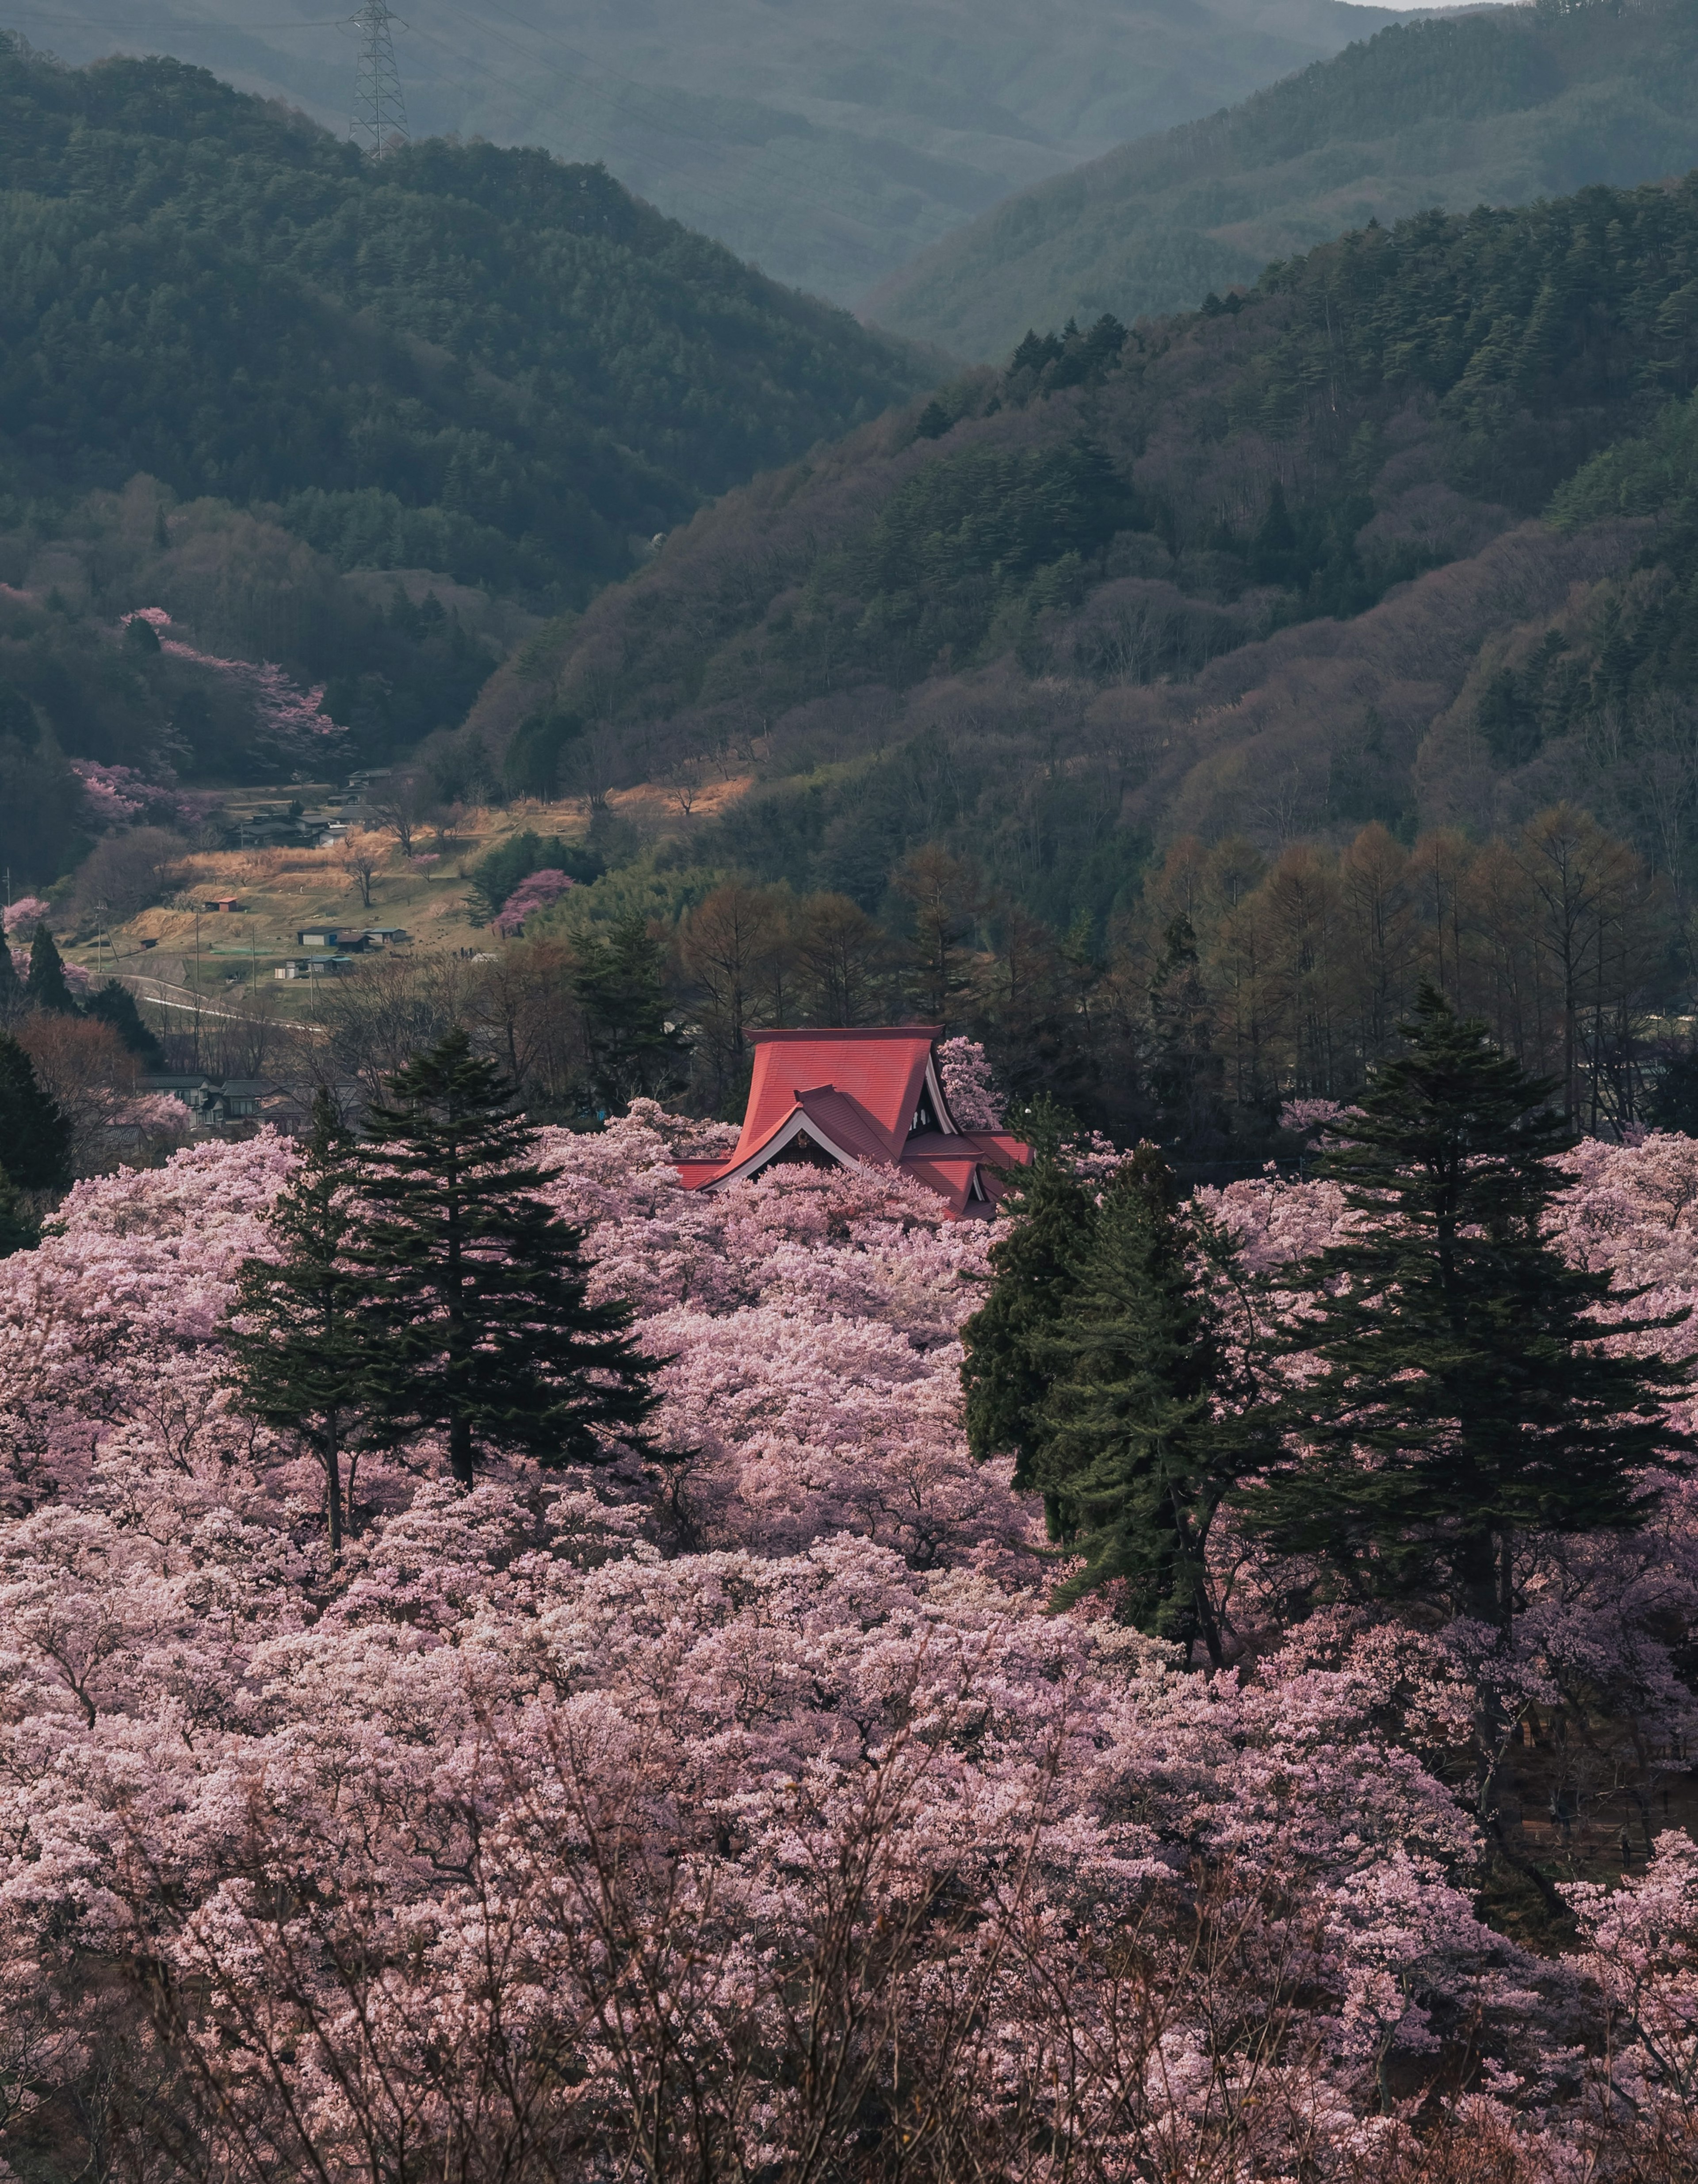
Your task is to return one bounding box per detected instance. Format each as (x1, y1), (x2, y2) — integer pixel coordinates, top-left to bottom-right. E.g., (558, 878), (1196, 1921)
(1, 896), (50, 936)
(493, 868), (575, 935)
(936, 1034), (1005, 1128)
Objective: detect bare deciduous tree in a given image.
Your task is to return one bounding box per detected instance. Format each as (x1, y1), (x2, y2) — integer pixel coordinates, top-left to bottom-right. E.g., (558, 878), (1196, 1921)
(794, 893), (891, 1028)
(678, 883), (794, 1108)
(339, 831), (385, 912)
(68, 827), (188, 930)
(665, 753), (707, 821)
(369, 774), (431, 860)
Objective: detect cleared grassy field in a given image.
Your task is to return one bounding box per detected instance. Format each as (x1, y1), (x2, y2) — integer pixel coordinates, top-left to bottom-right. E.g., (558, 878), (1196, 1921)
(58, 771), (755, 1025)
(61, 796), (585, 1020)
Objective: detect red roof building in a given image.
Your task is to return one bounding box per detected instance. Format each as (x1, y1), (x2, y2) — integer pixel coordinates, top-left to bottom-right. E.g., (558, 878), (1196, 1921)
(675, 1026), (1030, 1217)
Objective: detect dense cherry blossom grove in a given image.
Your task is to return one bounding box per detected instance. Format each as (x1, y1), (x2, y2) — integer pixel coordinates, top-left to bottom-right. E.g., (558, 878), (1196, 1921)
(0, 1109), (1697, 2176)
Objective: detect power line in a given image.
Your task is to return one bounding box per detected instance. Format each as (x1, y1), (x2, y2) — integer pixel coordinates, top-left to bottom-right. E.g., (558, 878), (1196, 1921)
(348, 0), (406, 156)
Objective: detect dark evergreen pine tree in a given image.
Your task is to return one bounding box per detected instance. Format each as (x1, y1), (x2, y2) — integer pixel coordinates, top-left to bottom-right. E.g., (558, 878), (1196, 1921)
(0, 1031), (72, 1190)
(1644, 1047), (1698, 1136)
(961, 1121), (1095, 1508)
(0, 1167), (38, 1256)
(1237, 984), (1694, 1626)
(1033, 1146), (1269, 1663)
(26, 924), (76, 1014)
(573, 914), (689, 1112)
(1147, 915), (1228, 1159)
(227, 1093), (368, 1552)
(86, 980), (164, 1068)
(351, 1028), (660, 1485)
(0, 934), (22, 1025)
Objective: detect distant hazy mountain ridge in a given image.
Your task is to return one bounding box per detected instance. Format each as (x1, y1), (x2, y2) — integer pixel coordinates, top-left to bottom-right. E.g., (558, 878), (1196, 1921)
(868, 0), (1698, 358)
(26, 0), (1411, 305)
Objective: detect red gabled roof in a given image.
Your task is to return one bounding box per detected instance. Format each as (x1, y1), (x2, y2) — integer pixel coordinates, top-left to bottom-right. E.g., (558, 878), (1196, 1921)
(674, 1026), (1031, 1217)
(730, 1026), (942, 1166)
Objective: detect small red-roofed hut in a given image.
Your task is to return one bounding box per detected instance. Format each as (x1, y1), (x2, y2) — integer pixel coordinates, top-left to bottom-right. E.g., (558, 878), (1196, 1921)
(675, 1026), (1030, 1216)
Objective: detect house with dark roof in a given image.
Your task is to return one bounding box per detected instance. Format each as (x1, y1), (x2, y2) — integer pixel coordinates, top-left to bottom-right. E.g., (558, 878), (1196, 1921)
(674, 1027), (1029, 1217)
(139, 1075), (325, 1133)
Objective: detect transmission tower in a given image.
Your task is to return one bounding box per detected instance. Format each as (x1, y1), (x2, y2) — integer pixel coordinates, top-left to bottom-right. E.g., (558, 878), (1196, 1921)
(349, 0), (409, 158)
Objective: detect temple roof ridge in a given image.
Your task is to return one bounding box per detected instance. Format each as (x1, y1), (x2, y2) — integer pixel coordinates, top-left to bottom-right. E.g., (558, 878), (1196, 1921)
(673, 1025), (1030, 1217)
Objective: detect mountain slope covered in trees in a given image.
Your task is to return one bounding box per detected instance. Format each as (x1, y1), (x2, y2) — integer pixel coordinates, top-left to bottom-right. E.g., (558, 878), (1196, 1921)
(472, 163), (1698, 960)
(0, 34), (937, 885)
(869, 0), (1698, 358)
(32, 0), (1411, 306)
(0, 37), (926, 608)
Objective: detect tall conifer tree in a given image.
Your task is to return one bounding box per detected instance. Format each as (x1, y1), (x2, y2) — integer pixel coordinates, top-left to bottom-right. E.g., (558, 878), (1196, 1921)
(228, 1093), (367, 1551)
(1147, 915), (1228, 1157)
(0, 934), (23, 1025)
(351, 1029), (659, 1485)
(573, 915), (689, 1111)
(0, 1170), (36, 1256)
(961, 1124), (1094, 1508)
(1033, 1146), (1268, 1663)
(0, 1031), (72, 1190)
(26, 924), (75, 1014)
(1238, 984), (1693, 1625)
(86, 980), (164, 1067)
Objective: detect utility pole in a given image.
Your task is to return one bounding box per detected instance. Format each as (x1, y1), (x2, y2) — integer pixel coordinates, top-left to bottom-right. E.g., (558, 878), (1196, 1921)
(349, 0), (409, 158)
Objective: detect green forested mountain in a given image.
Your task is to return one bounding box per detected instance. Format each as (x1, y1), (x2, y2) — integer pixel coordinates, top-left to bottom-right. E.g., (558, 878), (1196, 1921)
(869, 0), (1698, 359)
(474, 164), (1698, 941)
(0, 37), (925, 606)
(27, 0), (1411, 308)
(0, 33), (935, 885)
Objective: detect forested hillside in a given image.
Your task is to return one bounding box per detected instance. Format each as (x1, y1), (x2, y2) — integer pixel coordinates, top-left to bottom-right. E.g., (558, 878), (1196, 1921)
(0, 34), (931, 886)
(870, 0), (1698, 357)
(28, 0), (1411, 306)
(455, 163), (1698, 1133)
(0, 38), (923, 604)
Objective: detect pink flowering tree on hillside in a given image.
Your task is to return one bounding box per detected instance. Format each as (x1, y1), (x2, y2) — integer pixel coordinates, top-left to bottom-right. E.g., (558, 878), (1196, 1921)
(2, 896), (50, 937)
(493, 868), (574, 936)
(69, 761), (152, 827)
(120, 608), (346, 771)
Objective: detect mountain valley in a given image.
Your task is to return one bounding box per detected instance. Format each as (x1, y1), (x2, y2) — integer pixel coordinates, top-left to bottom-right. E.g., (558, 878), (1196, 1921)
(26, 0), (1412, 303)
(871, 0), (1698, 354)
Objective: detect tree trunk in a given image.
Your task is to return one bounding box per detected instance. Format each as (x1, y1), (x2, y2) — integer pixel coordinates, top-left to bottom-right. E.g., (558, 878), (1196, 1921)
(449, 1413), (476, 1488)
(1458, 1526), (1501, 1628)
(324, 1421), (343, 1555)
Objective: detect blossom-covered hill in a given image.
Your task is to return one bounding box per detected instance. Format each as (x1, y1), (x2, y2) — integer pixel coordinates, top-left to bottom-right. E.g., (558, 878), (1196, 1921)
(3, 1113), (1698, 2176)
